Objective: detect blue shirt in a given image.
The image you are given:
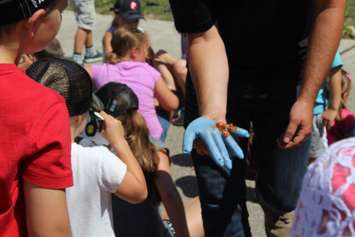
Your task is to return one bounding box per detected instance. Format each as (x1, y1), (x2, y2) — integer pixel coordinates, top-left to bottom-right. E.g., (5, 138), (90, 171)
(313, 50), (343, 115)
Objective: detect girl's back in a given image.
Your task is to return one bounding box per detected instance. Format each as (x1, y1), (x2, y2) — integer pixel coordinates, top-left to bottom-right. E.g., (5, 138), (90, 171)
(67, 143), (127, 237)
(92, 61), (163, 140)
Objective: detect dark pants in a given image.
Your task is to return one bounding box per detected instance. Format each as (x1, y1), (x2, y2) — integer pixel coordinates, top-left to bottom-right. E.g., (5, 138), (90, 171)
(185, 63), (311, 237)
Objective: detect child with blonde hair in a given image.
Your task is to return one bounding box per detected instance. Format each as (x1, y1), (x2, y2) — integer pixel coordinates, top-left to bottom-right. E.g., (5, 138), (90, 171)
(86, 28), (179, 143)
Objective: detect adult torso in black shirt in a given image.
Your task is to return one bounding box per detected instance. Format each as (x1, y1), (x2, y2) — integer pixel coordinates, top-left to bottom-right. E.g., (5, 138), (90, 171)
(170, 0), (314, 67)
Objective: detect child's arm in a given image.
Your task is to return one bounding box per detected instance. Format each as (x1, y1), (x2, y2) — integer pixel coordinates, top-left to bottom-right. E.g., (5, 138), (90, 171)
(154, 151), (190, 237)
(100, 111), (148, 203)
(323, 69), (342, 128)
(24, 182), (72, 237)
(84, 64), (93, 76)
(154, 78), (180, 111)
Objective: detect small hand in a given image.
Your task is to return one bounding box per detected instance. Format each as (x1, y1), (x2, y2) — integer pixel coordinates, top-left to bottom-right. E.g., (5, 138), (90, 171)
(99, 111), (125, 143)
(183, 117), (249, 172)
(322, 108), (337, 129)
(280, 100), (313, 149)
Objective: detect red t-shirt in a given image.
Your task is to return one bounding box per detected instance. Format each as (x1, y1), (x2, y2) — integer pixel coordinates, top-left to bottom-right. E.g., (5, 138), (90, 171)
(0, 64), (73, 236)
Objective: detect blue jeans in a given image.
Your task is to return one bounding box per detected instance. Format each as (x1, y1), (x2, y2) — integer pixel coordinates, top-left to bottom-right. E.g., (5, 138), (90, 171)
(157, 108), (170, 143)
(186, 63), (311, 236)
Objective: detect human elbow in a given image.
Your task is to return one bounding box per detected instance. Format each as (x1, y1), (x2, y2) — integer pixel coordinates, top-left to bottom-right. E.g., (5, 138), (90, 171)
(165, 96), (180, 111)
(128, 186), (148, 204)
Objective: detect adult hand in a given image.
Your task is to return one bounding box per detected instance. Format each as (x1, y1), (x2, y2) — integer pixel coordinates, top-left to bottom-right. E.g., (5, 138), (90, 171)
(280, 100), (313, 149)
(322, 108), (338, 129)
(183, 117), (249, 171)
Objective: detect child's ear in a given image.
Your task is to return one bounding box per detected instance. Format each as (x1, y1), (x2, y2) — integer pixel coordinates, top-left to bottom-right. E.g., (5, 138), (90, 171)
(25, 9), (46, 37)
(130, 48), (138, 60)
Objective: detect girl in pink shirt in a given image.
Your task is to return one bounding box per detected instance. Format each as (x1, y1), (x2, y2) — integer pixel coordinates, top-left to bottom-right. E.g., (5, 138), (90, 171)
(327, 70), (355, 144)
(86, 28), (179, 141)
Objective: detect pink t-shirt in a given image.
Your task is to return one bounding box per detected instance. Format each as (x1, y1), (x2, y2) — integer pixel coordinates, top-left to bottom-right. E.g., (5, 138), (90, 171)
(327, 108), (355, 145)
(91, 61), (162, 140)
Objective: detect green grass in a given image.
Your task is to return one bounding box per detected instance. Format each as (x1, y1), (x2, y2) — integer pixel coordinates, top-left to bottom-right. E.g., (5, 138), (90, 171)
(95, 0), (173, 21)
(346, 0), (355, 26)
(95, 0), (355, 24)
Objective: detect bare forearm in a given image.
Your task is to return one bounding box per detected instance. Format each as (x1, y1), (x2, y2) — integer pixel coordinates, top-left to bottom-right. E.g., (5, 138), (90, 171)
(188, 25), (228, 121)
(327, 70), (342, 110)
(157, 178), (189, 237)
(299, 0), (345, 103)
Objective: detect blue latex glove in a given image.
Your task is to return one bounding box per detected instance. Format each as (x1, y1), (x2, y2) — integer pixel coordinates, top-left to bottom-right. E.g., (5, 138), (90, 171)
(183, 117), (250, 172)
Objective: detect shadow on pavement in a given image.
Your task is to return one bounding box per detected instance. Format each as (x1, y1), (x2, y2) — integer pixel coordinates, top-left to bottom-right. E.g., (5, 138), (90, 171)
(171, 153), (193, 167)
(175, 175), (199, 198)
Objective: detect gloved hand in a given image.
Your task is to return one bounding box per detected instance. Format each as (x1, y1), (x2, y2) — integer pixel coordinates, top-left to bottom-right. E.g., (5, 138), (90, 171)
(183, 117), (249, 172)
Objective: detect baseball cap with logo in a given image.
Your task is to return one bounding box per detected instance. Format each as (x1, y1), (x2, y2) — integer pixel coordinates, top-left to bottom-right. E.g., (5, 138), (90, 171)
(0, 0), (54, 26)
(95, 82), (139, 118)
(111, 0), (144, 22)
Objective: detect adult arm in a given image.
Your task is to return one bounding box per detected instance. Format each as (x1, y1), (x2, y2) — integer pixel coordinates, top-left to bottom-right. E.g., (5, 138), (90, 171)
(155, 151), (189, 237)
(188, 25), (228, 122)
(24, 182), (72, 237)
(282, 0), (346, 148)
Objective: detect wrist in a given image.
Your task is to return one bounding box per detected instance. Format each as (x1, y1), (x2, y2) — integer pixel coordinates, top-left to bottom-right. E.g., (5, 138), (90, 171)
(200, 109), (226, 123)
(327, 106), (339, 111)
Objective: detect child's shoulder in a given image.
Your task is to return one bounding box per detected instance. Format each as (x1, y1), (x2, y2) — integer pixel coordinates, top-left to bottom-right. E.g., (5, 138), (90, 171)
(72, 143), (112, 160)
(0, 66), (66, 114)
(134, 62), (160, 77)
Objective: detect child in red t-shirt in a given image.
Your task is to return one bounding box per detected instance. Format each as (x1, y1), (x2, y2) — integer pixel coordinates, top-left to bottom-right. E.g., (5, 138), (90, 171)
(0, 0), (73, 236)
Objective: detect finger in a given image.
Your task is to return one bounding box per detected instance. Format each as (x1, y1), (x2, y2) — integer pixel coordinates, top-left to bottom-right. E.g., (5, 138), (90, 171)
(183, 117), (215, 153)
(285, 127), (311, 149)
(183, 126), (198, 154)
(282, 120), (298, 144)
(231, 127), (250, 138)
(200, 129), (225, 168)
(211, 128), (232, 170)
(224, 135), (245, 159)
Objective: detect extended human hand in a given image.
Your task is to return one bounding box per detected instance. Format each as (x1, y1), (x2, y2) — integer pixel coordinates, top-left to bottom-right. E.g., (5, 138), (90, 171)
(183, 117), (249, 171)
(280, 100), (313, 149)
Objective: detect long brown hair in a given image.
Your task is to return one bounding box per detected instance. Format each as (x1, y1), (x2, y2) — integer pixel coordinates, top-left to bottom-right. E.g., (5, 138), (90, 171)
(118, 111), (159, 173)
(108, 28), (148, 64)
(118, 111), (161, 205)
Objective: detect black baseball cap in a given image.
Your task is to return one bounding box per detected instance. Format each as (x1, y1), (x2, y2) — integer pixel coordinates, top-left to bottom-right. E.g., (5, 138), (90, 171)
(26, 57), (94, 116)
(95, 82), (139, 118)
(0, 0), (53, 26)
(111, 0), (144, 22)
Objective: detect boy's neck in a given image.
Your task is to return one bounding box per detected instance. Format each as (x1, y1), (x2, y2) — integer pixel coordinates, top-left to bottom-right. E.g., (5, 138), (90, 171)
(0, 44), (21, 64)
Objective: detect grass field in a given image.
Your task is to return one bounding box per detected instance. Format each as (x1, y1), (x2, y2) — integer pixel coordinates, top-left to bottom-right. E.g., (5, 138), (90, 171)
(95, 0), (355, 25)
(95, 0), (172, 20)
(346, 0), (355, 26)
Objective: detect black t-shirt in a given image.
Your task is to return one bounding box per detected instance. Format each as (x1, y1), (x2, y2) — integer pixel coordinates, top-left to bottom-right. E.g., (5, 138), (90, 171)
(170, 0), (314, 67)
